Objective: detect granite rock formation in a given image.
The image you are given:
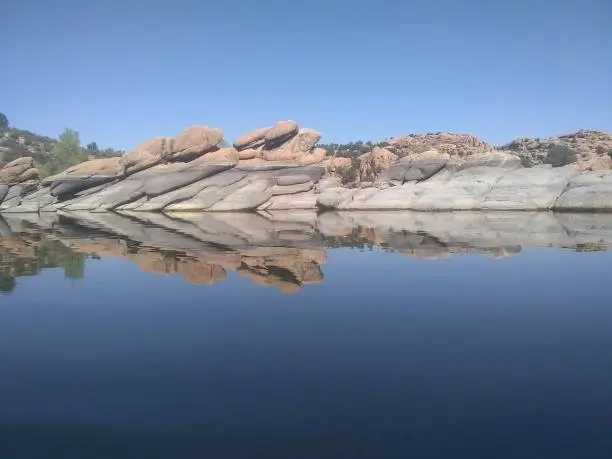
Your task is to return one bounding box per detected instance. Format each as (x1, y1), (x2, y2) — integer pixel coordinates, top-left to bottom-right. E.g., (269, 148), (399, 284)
(318, 149), (612, 211)
(0, 121), (327, 213)
(382, 132), (494, 158)
(500, 130), (612, 170)
(3, 124), (612, 213)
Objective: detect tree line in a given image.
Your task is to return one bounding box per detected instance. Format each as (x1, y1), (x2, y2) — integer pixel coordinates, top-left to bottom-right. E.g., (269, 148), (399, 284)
(0, 111), (124, 177)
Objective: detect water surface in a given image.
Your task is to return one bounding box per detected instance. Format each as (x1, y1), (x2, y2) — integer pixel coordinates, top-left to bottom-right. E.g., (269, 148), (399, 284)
(1, 211), (611, 458)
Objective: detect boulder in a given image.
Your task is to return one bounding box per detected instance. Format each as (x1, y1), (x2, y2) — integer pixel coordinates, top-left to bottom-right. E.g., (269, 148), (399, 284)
(298, 147), (327, 166)
(264, 120), (299, 148)
(192, 147), (239, 165)
(262, 128), (321, 162)
(17, 168), (39, 182)
(238, 148), (258, 160)
(171, 125), (224, 162)
(380, 151), (449, 183)
(64, 157), (121, 177)
(0, 157), (36, 183)
(234, 127), (271, 151)
(3, 157), (33, 169)
(43, 157), (121, 186)
(358, 147), (398, 182)
(118, 137), (172, 176)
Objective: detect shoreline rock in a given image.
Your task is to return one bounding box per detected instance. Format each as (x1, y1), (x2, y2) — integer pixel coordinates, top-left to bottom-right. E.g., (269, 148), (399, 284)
(3, 123), (612, 214)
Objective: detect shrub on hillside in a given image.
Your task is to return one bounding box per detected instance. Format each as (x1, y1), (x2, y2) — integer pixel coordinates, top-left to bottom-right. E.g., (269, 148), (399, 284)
(543, 145), (578, 167)
(337, 157), (360, 184)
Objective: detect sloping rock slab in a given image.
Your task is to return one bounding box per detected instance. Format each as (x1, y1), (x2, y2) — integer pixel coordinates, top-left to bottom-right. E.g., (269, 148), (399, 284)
(554, 183), (612, 211)
(59, 162), (233, 211)
(0, 184), (8, 203)
(482, 165), (578, 210)
(51, 175), (117, 198)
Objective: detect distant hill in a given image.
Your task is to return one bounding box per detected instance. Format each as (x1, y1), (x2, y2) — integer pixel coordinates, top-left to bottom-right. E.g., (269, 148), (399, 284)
(498, 130), (612, 169)
(321, 130), (612, 165)
(0, 127), (57, 166)
(321, 130), (612, 185)
(0, 119), (124, 177)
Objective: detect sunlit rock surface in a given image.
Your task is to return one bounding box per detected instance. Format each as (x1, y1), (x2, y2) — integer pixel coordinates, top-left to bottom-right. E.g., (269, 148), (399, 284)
(3, 124), (612, 213)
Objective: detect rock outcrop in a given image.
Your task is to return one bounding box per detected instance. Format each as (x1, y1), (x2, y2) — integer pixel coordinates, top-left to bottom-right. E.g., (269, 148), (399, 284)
(3, 124), (612, 214)
(383, 132), (494, 158)
(500, 130), (612, 170)
(358, 147), (398, 182)
(0, 157), (42, 211)
(0, 121), (328, 213)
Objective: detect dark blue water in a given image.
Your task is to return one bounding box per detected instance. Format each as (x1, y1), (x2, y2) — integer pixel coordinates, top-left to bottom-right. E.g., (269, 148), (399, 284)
(1, 212), (612, 458)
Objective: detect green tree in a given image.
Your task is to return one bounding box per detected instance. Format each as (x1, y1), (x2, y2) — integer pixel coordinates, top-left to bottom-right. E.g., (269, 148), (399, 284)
(0, 112), (8, 128)
(38, 128), (88, 177)
(86, 141), (99, 153)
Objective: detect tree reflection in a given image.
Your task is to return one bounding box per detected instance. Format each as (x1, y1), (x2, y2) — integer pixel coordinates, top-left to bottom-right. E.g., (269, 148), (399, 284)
(0, 237), (87, 294)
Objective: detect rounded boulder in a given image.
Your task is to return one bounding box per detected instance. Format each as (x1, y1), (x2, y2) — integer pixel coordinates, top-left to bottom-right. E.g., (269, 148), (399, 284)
(171, 126), (224, 161)
(264, 120), (299, 147)
(233, 127), (271, 151)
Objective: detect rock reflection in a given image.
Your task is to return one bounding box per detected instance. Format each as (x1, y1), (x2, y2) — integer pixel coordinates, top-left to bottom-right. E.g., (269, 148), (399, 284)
(1, 210), (612, 294)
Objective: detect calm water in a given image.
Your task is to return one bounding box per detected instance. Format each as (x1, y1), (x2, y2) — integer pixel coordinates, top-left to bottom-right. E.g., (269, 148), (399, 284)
(1, 211), (612, 458)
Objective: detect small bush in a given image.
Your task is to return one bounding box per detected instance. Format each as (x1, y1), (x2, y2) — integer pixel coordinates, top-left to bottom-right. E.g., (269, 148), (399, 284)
(337, 157), (360, 185)
(543, 145), (578, 167)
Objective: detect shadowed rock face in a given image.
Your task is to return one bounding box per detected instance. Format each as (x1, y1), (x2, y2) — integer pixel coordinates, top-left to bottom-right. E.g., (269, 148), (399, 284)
(2, 210), (612, 294)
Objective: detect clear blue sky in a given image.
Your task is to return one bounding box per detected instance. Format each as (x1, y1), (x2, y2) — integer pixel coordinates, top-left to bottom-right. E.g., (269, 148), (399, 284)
(3, 0), (610, 149)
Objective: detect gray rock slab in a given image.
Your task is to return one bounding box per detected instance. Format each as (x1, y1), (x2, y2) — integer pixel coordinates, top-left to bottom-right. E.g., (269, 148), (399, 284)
(0, 184), (8, 203)
(258, 191), (318, 210)
(554, 183), (612, 211)
(482, 165), (578, 210)
(50, 175), (116, 198)
(209, 179), (275, 211)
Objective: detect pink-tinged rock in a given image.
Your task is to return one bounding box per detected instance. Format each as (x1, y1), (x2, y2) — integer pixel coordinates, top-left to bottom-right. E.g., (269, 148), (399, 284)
(171, 126), (224, 161)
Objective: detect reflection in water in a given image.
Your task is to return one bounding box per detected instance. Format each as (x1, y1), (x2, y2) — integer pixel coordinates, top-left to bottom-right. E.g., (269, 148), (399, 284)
(0, 233), (87, 294)
(2, 210), (612, 293)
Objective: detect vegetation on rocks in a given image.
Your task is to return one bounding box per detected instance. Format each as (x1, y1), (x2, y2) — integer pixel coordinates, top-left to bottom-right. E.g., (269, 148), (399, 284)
(542, 145), (578, 167)
(500, 130), (612, 170)
(0, 112), (124, 178)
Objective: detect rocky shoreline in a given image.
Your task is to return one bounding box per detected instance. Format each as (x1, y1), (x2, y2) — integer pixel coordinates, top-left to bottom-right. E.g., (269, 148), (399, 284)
(1, 121), (612, 213)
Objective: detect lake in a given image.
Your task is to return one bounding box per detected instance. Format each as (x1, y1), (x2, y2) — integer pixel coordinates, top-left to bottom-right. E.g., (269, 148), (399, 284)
(1, 210), (612, 458)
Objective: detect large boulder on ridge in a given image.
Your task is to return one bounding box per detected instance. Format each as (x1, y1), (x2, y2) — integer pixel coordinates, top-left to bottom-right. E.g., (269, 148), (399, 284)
(263, 120), (299, 148)
(233, 127), (271, 151)
(261, 128), (321, 162)
(170, 125), (224, 162)
(118, 137), (173, 176)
